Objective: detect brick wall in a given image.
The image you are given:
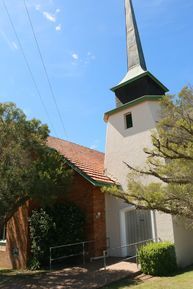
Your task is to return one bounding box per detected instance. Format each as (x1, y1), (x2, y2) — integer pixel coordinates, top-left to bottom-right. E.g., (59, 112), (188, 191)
(66, 172), (107, 257)
(0, 171), (107, 268)
(0, 202), (29, 269)
(92, 186), (107, 256)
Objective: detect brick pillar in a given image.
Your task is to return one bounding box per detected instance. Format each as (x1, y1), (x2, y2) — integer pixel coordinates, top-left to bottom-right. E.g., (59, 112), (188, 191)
(92, 188), (107, 256)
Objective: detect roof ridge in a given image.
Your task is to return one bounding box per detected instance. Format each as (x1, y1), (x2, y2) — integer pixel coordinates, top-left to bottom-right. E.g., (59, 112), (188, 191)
(48, 135), (104, 155)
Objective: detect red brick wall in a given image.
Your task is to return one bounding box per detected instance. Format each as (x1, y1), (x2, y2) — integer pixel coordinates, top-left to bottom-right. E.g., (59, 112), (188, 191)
(0, 202), (29, 269)
(0, 172), (107, 268)
(92, 186), (107, 256)
(66, 172), (107, 257)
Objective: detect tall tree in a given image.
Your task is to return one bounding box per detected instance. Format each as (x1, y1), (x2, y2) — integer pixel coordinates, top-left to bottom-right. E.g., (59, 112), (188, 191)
(104, 86), (193, 221)
(0, 103), (72, 227)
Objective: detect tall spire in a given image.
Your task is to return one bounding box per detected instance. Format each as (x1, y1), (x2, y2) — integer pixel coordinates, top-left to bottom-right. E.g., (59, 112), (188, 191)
(125, 0), (147, 71)
(110, 0), (168, 107)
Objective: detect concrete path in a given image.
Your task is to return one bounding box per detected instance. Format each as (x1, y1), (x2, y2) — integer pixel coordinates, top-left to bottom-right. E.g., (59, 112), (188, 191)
(0, 259), (139, 289)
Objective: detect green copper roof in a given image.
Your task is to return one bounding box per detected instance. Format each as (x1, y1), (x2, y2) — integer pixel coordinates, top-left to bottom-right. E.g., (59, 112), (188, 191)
(104, 95), (162, 122)
(111, 71), (169, 92)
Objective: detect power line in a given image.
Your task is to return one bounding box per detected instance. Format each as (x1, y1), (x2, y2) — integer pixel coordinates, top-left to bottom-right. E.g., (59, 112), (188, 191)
(23, 0), (68, 138)
(2, 0), (57, 136)
(23, 1), (78, 159)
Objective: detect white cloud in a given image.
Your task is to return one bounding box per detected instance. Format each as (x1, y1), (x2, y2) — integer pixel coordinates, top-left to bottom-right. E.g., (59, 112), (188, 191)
(0, 30), (19, 51)
(72, 53), (79, 60)
(87, 51), (96, 60)
(67, 51), (96, 71)
(34, 4), (61, 29)
(83, 51), (96, 64)
(35, 4), (41, 11)
(90, 144), (97, 150)
(90, 139), (100, 150)
(12, 41), (18, 50)
(43, 11), (56, 22)
(55, 24), (62, 31)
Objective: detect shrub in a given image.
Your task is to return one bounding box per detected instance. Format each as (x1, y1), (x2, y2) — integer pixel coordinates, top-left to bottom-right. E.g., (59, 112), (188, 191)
(138, 242), (177, 276)
(29, 203), (85, 269)
(29, 209), (55, 270)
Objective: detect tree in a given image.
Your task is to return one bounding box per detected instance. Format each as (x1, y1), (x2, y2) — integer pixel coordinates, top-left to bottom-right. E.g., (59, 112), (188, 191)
(0, 102), (72, 227)
(104, 86), (193, 221)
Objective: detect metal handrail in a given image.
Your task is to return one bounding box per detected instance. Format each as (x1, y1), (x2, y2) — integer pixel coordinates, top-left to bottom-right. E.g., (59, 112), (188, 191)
(102, 237), (161, 271)
(49, 237), (111, 270)
(49, 240), (95, 271)
(104, 237), (161, 252)
(50, 240), (95, 250)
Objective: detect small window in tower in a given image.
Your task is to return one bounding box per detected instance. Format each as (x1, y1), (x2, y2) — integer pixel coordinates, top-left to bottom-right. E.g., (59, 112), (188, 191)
(125, 113), (133, 129)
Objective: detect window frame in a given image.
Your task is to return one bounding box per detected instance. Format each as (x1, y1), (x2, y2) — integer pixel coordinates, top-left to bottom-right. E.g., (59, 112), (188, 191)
(124, 112), (133, 129)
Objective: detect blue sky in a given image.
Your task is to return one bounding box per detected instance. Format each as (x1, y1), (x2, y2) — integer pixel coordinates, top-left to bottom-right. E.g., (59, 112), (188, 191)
(0, 0), (193, 152)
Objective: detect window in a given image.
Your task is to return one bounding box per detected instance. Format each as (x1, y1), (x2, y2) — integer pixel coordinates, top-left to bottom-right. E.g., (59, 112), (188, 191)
(125, 113), (133, 129)
(0, 224), (6, 241)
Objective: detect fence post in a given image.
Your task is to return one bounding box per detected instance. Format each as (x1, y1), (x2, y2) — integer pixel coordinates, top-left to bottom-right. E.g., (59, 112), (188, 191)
(82, 242), (86, 265)
(49, 247), (52, 271)
(135, 244), (139, 267)
(103, 250), (107, 270)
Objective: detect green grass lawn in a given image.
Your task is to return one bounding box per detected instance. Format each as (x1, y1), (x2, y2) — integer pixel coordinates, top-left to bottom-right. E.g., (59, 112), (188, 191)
(103, 267), (193, 289)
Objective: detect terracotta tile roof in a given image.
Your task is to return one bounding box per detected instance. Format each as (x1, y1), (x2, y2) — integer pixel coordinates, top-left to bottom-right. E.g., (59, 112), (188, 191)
(47, 136), (116, 186)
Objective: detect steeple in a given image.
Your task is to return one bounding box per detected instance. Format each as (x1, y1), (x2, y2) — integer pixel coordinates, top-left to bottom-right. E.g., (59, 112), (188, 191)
(112, 0), (168, 108)
(125, 0), (146, 72)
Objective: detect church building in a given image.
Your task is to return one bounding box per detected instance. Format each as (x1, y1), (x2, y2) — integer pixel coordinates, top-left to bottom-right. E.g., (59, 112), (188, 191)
(0, 0), (193, 269)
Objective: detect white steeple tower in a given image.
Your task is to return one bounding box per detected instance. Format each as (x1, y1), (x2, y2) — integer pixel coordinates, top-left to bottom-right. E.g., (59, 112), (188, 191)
(104, 0), (168, 189)
(104, 0), (173, 257)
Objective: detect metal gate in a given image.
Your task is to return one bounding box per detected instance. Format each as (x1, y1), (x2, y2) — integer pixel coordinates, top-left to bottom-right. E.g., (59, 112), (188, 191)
(126, 209), (152, 256)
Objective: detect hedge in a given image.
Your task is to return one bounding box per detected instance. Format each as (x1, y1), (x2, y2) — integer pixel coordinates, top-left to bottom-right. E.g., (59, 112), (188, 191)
(138, 242), (177, 276)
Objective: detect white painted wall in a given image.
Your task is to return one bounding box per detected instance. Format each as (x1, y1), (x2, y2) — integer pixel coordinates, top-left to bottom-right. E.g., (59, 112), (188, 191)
(104, 99), (193, 266)
(104, 99), (174, 255)
(104, 100), (160, 190)
(155, 212), (174, 242)
(173, 218), (193, 268)
(105, 194), (123, 256)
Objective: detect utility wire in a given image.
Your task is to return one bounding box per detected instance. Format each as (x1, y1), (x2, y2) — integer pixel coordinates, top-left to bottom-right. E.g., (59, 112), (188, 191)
(23, 0), (68, 138)
(2, 0), (57, 137)
(23, 1), (78, 161)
